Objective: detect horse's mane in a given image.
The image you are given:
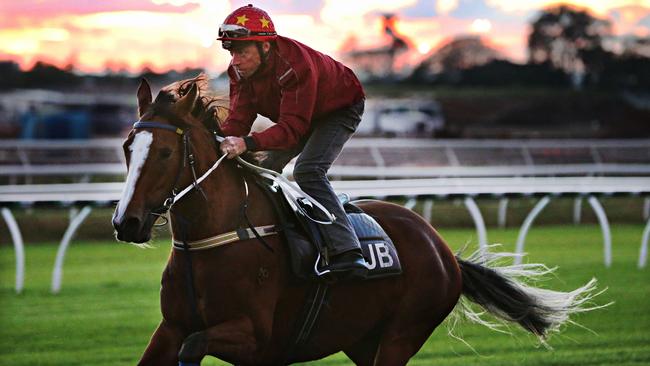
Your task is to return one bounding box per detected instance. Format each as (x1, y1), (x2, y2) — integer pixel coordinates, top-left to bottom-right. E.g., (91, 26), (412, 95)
(158, 73), (228, 131)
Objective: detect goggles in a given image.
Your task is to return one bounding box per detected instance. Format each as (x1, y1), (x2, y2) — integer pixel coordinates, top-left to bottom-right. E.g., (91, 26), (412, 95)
(218, 24), (277, 39)
(218, 24), (251, 39)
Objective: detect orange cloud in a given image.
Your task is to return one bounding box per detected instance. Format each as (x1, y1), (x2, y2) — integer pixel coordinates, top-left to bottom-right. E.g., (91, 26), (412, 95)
(0, 1), (231, 73)
(1, 1), (648, 75)
(611, 5), (650, 34)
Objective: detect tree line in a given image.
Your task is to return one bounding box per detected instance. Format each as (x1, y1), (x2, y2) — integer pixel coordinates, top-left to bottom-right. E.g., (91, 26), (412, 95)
(401, 4), (650, 90)
(0, 62), (206, 92)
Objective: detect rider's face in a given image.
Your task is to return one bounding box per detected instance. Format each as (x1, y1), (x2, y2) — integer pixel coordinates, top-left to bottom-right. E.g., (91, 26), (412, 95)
(229, 42), (269, 79)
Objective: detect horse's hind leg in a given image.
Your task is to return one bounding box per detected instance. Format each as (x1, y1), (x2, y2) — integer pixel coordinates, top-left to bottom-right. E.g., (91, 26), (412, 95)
(372, 308), (450, 366)
(138, 320), (185, 366)
(372, 327), (433, 366)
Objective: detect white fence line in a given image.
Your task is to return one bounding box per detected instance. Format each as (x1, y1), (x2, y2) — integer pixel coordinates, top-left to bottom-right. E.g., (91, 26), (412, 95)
(2, 138), (649, 180)
(327, 164), (650, 178)
(345, 138), (650, 149)
(2, 176), (649, 203)
(1, 138), (649, 293)
(1, 176), (649, 294)
(3, 137), (649, 149)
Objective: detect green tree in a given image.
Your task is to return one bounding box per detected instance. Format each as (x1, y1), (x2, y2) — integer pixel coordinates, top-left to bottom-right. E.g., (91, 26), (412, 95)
(528, 4), (612, 83)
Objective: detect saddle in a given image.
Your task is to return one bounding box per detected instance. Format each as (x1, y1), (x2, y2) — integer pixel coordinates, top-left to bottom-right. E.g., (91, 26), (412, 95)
(251, 175), (402, 282)
(237, 157), (402, 358)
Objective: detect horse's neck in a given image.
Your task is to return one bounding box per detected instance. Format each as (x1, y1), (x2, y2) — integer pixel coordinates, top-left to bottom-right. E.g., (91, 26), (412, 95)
(172, 161), (246, 241)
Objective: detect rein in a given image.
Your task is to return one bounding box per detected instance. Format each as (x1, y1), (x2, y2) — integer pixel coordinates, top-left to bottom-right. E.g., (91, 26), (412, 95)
(217, 136), (336, 225)
(131, 122), (277, 251)
(131, 122), (336, 250)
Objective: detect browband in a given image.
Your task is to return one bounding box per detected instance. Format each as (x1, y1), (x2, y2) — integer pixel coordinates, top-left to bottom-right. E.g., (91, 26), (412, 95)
(133, 121), (184, 135)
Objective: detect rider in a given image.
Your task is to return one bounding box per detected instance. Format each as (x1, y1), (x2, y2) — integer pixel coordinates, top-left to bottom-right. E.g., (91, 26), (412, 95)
(217, 4), (368, 279)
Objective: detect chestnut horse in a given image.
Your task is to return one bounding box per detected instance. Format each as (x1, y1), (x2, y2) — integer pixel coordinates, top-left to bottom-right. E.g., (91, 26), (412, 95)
(112, 76), (603, 366)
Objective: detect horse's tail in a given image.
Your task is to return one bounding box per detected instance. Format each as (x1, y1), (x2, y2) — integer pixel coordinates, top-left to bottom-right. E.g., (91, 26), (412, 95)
(453, 248), (608, 345)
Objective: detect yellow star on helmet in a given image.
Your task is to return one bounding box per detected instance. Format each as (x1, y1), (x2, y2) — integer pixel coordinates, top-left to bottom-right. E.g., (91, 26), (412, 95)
(236, 14), (249, 25)
(260, 17), (270, 28)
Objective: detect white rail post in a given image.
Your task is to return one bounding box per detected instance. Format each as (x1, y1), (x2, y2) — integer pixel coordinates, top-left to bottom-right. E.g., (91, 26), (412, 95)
(497, 197), (508, 228)
(422, 198), (434, 224)
(573, 197), (583, 225)
(464, 196), (488, 258)
(639, 217), (650, 269)
(1, 208), (25, 294)
(51, 205), (93, 294)
(515, 195), (551, 265)
(588, 196), (612, 268)
(404, 197), (417, 210)
(369, 146), (385, 180)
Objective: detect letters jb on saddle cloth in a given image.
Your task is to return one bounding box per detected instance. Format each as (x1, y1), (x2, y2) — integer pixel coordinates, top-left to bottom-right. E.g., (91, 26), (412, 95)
(219, 32), (366, 262)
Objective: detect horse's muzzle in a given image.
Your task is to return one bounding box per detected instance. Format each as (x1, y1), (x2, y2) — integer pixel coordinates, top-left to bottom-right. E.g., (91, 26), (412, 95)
(113, 214), (153, 243)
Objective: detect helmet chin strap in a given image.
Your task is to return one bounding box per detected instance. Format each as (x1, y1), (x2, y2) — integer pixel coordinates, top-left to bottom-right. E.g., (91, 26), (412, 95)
(256, 42), (271, 69)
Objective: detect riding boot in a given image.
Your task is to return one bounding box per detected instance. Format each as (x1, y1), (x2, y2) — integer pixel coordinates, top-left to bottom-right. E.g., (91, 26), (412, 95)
(323, 248), (368, 280)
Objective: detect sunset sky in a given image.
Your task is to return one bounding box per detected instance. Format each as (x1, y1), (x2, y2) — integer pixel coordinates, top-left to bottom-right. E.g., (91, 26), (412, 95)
(1, 0), (649, 75)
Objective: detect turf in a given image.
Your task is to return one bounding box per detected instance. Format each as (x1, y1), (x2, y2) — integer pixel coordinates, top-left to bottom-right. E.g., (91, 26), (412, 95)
(1, 224), (648, 365)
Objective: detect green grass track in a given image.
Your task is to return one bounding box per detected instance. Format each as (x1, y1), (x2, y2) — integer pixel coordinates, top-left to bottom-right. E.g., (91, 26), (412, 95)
(1, 224), (648, 365)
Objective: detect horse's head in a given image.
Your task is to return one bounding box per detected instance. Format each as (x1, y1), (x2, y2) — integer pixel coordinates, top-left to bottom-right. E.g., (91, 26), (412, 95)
(112, 76), (224, 243)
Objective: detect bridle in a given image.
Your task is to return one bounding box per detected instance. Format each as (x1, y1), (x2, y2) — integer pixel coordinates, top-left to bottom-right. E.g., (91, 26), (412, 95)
(130, 120), (229, 332)
(131, 121), (227, 224)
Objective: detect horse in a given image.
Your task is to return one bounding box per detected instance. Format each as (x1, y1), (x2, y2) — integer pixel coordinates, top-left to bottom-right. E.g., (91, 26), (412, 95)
(112, 75), (604, 366)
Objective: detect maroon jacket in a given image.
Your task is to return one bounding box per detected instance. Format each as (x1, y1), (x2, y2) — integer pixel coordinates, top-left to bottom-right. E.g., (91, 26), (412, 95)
(220, 36), (365, 151)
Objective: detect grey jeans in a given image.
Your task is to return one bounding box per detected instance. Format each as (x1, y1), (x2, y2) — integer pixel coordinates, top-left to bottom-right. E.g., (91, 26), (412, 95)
(258, 99), (365, 256)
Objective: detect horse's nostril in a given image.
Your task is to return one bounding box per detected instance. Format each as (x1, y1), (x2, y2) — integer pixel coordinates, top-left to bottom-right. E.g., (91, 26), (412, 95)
(123, 216), (142, 232)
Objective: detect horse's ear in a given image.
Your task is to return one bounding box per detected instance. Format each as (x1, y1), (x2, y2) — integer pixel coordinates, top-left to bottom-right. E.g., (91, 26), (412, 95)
(175, 82), (198, 117)
(137, 78), (152, 117)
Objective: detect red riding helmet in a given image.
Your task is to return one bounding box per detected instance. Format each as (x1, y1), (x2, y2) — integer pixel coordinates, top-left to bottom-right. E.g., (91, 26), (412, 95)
(217, 4), (277, 43)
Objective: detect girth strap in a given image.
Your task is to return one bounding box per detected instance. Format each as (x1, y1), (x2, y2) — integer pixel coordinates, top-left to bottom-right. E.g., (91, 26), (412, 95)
(172, 225), (278, 251)
(283, 283), (330, 364)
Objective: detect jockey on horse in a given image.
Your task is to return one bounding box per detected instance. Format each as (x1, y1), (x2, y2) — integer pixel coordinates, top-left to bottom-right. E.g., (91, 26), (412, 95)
(217, 4), (368, 279)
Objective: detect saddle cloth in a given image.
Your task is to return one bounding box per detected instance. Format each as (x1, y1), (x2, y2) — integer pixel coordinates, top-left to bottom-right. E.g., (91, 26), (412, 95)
(258, 179), (402, 281)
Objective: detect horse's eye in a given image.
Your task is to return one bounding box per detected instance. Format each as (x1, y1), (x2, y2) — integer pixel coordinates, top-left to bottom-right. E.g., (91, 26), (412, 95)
(160, 148), (173, 159)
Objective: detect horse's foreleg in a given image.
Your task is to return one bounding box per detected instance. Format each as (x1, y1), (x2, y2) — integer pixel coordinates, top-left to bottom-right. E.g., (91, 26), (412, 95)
(344, 333), (381, 366)
(178, 316), (260, 365)
(138, 320), (185, 366)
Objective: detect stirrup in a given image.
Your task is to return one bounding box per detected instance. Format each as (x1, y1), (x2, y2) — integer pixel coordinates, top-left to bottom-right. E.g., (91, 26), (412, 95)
(314, 251), (368, 282)
(314, 252), (332, 277)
